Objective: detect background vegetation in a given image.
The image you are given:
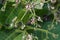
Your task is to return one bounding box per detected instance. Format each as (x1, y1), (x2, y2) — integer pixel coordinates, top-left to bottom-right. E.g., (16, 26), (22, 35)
(0, 0), (60, 40)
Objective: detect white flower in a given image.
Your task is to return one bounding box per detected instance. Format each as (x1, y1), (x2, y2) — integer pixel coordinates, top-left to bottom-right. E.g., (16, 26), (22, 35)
(15, 0), (21, 3)
(25, 4), (31, 10)
(34, 0), (44, 9)
(10, 23), (14, 27)
(14, 23), (17, 28)
(51, 0), (56, 3)
(38, 17), (41, 21)
(31, 18), (35, 24)
(25, 4), (34, 10)
(37, 16), (43, 22)
(26, 34), (32, 40)
(40, 3), (44, 7)
(39, 3), (44, 9)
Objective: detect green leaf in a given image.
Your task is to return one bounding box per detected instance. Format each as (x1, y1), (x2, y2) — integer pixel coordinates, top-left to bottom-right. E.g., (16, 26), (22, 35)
(7, 0), (15, 2)
(14, 32), (26, 40)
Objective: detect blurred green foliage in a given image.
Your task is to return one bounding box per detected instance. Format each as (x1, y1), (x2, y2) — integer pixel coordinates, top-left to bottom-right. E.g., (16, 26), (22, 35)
(0, 0), (60, 40)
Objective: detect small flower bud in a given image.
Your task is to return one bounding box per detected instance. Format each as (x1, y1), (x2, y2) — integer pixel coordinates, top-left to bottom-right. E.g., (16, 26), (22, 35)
(21, 24), (25, 30)
(22, 35), (26, 40)
(51, 6), (55, 9)
(25, 4), (34, 10)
